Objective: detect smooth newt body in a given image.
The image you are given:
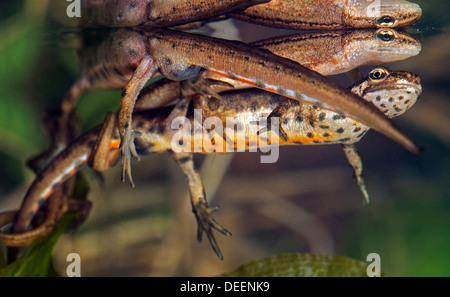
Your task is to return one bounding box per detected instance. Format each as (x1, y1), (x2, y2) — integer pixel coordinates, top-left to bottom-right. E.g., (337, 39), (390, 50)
(118, 28), (423, 187)
(233, 0), (422, 30)
(250, 29), (421, 76)
(7, 68), (421, 258)
(59, 28), (421, 189)
(80, 0), (422, 29)
(80, 0), (270, 27)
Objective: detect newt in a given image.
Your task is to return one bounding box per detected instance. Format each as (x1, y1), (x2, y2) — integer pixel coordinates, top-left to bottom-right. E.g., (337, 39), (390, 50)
(203, 28), (421, 86)
(80, 0), (422, 30)
(250, 28), (421, 76)
(4, 67), (421, 259)
(55, 28), (421, 190)
(232, 0), (422, 30)
(0, 190), (91, 248)
(80, 0), (270, 28)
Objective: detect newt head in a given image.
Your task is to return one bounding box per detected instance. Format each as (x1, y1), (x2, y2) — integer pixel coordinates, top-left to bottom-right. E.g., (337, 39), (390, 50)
(352, 67), (422, 118)
(346, 0), (422, 28)
(363, 28), (421, 60)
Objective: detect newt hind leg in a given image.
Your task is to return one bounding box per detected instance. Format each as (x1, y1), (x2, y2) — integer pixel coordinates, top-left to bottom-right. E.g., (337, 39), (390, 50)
(171, 151), (231, 260)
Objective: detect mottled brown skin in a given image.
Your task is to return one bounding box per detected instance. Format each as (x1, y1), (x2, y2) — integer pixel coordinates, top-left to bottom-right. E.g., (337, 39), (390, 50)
(232, 0), (422, 30)
(6, 69), (421, 259)
(11, 128), (101, 234)
(250, 29), (421, 76)
(55, 28), (420, 191)
(0, 191), (91, 248)
(81, 0), (270, 27)
(120, 28), (421, 187)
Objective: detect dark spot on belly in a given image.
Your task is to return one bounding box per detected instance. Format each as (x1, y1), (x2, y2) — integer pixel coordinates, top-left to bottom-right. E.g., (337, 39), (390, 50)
(319, 125), (329, 129)
(307, 132), (314, 138)
(336, 128), (344, 133)
(333, 114), (346, 120)
(339, 138), (351, 142)
(296, 115), (303, 123)
(353, 127), (361, 133)
(318, 112), (326, 121)
(323, 132), (330, 137)
(156, 123), (165, 134)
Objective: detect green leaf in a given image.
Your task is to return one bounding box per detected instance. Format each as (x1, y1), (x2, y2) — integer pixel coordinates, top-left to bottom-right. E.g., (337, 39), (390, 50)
(0, 214), (74, 277)
(220, 253), (372, 277)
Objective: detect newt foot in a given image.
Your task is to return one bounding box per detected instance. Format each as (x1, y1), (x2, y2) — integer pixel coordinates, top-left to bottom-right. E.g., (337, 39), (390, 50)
(194, 198), (231, 260)
(120, 128), (141, 188)
(254, 117), (288, 142)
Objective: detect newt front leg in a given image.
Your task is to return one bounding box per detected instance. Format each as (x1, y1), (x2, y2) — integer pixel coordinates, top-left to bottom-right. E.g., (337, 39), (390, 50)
(119, 56), (157, 187)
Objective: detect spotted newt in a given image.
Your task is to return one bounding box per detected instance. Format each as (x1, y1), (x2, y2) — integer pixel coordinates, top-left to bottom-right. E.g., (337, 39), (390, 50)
(56, 28), (421, 192)
(4, 67), (421, 259)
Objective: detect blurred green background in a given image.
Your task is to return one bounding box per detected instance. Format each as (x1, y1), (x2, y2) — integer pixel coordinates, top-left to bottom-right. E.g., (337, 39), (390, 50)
(0, 0), (449, 276)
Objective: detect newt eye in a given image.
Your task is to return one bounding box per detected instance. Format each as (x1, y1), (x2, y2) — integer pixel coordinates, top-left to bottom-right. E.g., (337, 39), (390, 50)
(377, 15), (396, 27)
(369, 68), (388, 82)
(377, 29), (395, 42)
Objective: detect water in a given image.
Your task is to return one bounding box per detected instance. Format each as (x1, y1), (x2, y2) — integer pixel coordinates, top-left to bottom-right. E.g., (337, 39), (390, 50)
(0, 0), (448, 276)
